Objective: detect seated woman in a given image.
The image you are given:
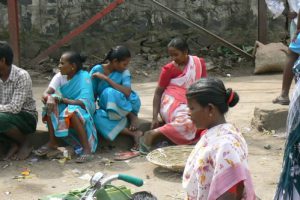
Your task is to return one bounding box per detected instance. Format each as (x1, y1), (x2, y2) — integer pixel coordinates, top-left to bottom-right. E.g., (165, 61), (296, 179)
(90, 46), (142, 150)
(35, 52), (97, 163)
(141, 38), (207, 152)
(183, 77), (256, 200)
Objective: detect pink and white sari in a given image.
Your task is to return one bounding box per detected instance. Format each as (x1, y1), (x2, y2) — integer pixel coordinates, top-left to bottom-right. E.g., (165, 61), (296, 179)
(156, 55), (204, 144)
(183, 123), (256, 200)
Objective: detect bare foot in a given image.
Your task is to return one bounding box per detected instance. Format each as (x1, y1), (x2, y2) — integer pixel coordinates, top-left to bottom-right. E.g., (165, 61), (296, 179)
(131, 130), (143, 151)
(3, 142), (19, 161)
(128, 113), (139, 131)
(0, 142), (7, 160)
(14, 139), (33, 160)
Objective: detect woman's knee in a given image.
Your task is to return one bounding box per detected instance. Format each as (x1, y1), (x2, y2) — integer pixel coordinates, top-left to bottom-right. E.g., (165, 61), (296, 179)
(103, 87), (119, 96)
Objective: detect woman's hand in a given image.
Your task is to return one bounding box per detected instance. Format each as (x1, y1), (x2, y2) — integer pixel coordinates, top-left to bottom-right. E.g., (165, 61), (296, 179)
(151, 118), (160, 129)
(288, 11), (298, 20)
(41, 94), (48, 104)
(92, 72), (108, 81)
(46, 96), (56, 115)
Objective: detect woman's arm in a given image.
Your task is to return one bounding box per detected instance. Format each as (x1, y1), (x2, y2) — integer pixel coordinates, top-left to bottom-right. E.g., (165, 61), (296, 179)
(61, 98), (85, 109)
(92, 72), (131, 97)
(106, 77), (131, 97)
(42, 87), (55, 104)
(151, 86), (165, 129)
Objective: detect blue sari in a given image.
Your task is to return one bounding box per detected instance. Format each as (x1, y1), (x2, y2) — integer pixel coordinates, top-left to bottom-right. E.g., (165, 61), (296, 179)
(42, 70), (98, 153)
(90, 64), (141, 141)
(275, 34), (300, 199)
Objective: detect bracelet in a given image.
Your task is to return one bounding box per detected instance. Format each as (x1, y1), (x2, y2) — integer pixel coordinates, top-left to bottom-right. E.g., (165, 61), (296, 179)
(54, 95), (63, 103)
(58, 96), (63, 103)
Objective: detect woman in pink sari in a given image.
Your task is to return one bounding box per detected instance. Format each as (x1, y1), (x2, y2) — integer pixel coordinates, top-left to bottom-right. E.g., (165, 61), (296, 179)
(183, 77), (256, 200)
(140, 38), (207, 153)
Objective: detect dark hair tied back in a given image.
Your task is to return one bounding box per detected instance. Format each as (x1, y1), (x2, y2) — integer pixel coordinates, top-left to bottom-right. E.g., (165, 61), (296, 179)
(186, 77), (239, 114)
(225, 88), (238, 107)
(168, 37), (189, 53)
(101, 45), (131, 64)
(64, 51), (87, 72)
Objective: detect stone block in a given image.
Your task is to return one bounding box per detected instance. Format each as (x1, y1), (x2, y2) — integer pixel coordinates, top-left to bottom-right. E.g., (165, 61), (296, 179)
(251, 105), (288, 132)
(30, 119), (152, 150)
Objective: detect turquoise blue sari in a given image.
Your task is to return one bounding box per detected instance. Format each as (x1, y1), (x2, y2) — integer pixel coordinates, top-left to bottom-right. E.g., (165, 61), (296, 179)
(42, 70), (98, 153)
(275, 34), (300, 199)
(90, 64), (141, 141)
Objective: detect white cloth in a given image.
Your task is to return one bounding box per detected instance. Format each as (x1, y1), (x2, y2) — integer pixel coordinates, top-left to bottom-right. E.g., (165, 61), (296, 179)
(49, 72), (69, 91)
(266, 0), (300, 24)
(289, 0), (300, 24)
(265, 0), (285, 18)
(169, 56), (202, 88)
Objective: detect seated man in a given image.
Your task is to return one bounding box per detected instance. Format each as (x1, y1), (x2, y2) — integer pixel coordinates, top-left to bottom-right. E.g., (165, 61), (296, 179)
(0, 41), (37, 160)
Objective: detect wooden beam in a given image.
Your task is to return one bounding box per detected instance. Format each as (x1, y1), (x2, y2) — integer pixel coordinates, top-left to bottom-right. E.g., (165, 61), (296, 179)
(32, 0), (125, 64)
(149, 0), (254, 59)
(7, 0), (20, 66)
(258, 0), (268, 43)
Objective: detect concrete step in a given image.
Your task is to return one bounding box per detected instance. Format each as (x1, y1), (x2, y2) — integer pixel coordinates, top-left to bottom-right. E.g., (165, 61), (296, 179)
(251, 104), (288, 132)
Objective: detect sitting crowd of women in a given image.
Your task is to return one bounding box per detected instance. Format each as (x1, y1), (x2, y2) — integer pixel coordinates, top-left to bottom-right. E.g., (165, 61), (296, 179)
(33, 37), (210, 163)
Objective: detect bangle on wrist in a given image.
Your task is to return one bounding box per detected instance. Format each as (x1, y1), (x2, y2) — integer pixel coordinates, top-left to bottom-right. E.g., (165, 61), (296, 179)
(55, 96), (63, 103)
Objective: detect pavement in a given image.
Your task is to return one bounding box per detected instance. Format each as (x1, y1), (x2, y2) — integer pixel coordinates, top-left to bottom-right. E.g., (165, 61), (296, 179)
(25, 73), (290, 200)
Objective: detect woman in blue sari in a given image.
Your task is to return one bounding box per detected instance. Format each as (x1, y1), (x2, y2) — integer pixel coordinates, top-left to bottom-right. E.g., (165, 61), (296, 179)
(35, 52), (97, 163)
(90, 46), (142, 150)
(274, 33), (300, 199)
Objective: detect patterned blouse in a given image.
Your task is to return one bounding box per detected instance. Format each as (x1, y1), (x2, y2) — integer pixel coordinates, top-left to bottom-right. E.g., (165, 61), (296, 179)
(182, 123), (256, 200)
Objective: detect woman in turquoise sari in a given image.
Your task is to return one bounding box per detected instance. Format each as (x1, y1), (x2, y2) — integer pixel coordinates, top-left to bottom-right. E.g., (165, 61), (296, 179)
(90, 46), (142, 150)
(35, 52), (97, 163)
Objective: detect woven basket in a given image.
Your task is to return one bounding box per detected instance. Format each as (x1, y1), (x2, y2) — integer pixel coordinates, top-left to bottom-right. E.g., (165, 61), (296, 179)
(146, 145), (194, 172)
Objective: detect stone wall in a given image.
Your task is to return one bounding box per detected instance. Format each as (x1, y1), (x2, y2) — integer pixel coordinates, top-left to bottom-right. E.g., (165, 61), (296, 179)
(0, 0), (287, 62)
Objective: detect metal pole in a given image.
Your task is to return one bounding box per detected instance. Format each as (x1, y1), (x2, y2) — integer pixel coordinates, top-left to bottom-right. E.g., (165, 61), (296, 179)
(148, 0), (253, 59)
(258, 0), (268, 43)
(32, 0), (125, 64)
(7, 0), (20, 66)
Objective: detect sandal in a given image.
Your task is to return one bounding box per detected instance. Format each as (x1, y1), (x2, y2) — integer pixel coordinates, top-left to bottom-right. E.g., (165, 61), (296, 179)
(75, 154), (94, 163)
(114, 151), (140, 161)
(33, 145), (55, 156)
(272, 96), (290, 105)
(46, 149), (63, 159)
(130, 143), (140, 152)
(139, 137), (151, 155)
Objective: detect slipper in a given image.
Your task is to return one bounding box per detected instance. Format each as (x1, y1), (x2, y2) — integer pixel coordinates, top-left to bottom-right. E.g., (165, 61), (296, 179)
(33, 145), (54, 157)
(75, 154), (94, 163)
(46, 149), (63, 159)
(114, 151), (140, 161)
(139, 137), (151, 155)
(130, 143), (140, 152)
(155, 141), (170, 149)
(272, 96), (290, 105)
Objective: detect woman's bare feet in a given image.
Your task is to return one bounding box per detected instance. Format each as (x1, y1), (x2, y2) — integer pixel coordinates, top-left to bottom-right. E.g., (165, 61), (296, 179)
(14, 138), (33, 160)
(3, 142), (19, 161)
(131, 130), (143, 151)
(128, 112), (139, 131)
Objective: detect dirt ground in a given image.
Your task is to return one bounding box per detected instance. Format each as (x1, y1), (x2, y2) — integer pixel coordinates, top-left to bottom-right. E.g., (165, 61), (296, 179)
(0, 71), (289, 200)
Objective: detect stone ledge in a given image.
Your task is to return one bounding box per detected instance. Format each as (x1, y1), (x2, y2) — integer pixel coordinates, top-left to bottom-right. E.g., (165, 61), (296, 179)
(251, 104), (288, 132)
(29, 119), (152, 149)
